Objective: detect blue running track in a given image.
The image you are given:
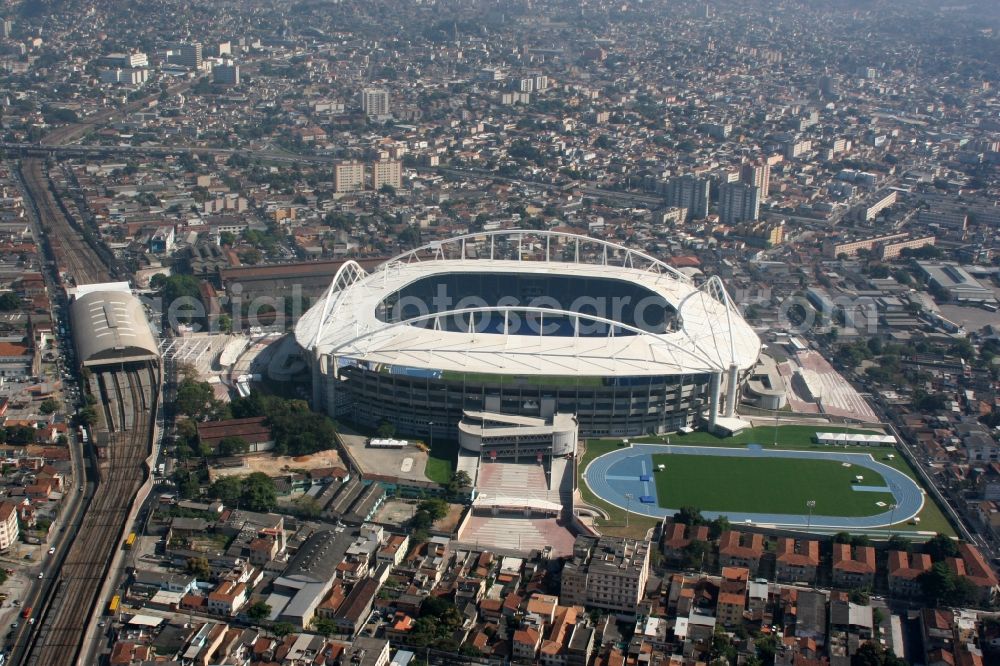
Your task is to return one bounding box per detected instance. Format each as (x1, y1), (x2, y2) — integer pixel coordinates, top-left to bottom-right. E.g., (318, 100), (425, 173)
(583, 443), (924, 529)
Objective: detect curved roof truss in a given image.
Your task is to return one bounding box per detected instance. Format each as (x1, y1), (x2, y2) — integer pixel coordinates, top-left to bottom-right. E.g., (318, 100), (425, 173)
(328, 305), (726, 373)
(382, 229), (692, 283)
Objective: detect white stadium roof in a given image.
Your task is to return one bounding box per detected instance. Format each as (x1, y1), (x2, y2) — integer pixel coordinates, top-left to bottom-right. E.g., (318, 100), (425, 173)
(295, 231), (761, 377)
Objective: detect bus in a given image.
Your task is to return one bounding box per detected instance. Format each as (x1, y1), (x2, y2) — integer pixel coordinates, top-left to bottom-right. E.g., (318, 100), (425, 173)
(123, 533), (136, 550)
(21, 606), (32, 619)
(108, 595), (120, 615)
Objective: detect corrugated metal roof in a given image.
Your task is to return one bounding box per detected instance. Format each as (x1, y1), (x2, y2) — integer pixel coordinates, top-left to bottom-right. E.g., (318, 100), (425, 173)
(70, 290), (158, 366)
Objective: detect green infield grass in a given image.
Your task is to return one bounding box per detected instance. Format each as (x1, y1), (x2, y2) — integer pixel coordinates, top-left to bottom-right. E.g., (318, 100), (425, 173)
(651, 452), (896, 517)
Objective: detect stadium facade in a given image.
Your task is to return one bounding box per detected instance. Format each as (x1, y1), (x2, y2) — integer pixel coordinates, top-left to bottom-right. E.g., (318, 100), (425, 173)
(294, 231), (761, 442)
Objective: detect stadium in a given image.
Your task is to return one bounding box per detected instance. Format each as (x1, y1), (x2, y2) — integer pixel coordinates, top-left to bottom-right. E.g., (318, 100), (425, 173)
(294, 230), (762, 445)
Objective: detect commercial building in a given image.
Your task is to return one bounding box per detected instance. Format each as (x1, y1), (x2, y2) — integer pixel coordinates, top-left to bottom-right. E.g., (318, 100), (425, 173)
(99, 68), (149, 85)
(371, 160), (402, 191)
(718, 182), (761, 224)
(457, 411), (577, 461)
(101, 52), (148, 68)
(334, 161), (365, 194)
(560, 535), (650, 614)
(917, 262), (997, 304)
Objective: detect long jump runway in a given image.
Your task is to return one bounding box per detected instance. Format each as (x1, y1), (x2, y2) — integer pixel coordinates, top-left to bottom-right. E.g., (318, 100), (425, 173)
(584, 443), (924, 529)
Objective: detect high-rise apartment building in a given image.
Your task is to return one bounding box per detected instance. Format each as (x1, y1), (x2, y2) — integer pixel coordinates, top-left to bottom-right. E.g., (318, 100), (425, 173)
(664, 175), (710, 221)
(560, 536), (650, 613)
(740, 161), (770, 198)
(719, 182), (761, 224)
(2, 20), (11, 40)
(177, 42), (203, 70)
(213, 61), (240, 86)
(361, 88), (390, 117)
(0, 500), (18, 551)
(372, 160), (402, 191)
(334, 161), (365, 193)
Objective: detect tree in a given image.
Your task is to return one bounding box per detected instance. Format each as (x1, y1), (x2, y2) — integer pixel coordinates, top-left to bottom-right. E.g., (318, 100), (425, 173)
(209, 475), (243, 505)
(851, 534), (874, 548)
(272, 621), (296, 637)
(420, 595), (456, 618)
(312, 617), (337, 637)
(186, 556), (211, 579)
(241, 472), (277, 512)
(447, 470), (472, 493)
(173, 469), (201, 499)
(674, 506), (705, 525)
(0, 292), (21, 311)
(176, 378), (215, 418)
(886, 534), (911, 553)
(833, 531), (853, 544)
(852, 642), (907, 666)
(682, 539), (711, 570)
(293, 495), (322, 518)
(709, 515), (731, 539)
(412, 509), (434, 530)
(418, 498), (449, 521)
(39, 398), (60, 415)
(376, 421), (396, 438)
(74, 405), (98, 427)
(925, 533), (959, 561)
(247, 601), (271, 623)
(755, 633), (779, 665)
(919, 561), (974, 607)
(217, 436), (249, 457)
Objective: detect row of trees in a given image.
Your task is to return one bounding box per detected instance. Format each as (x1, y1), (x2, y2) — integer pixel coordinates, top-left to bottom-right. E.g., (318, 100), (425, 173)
(207, 472), (278, 513)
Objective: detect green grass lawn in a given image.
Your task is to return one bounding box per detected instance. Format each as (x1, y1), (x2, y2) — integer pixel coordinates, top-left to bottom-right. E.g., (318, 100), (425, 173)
(424, 437), (459, 485)
(651, 453), (895, 517)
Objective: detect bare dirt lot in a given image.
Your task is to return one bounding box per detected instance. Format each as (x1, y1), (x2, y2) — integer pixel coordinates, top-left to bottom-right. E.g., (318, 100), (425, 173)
(208, 449), (344, 481)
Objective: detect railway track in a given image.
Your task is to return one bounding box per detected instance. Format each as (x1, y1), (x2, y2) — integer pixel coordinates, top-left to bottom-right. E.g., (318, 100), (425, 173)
(21, 362), (158, 666)
(19, 157), (110, 285)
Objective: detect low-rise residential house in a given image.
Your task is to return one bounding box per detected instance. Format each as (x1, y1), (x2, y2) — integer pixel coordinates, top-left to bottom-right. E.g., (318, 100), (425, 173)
(207, 580), (248, 616)
(718, 531), (764, 575)
(333, 578), (381, 637)
(660, 521), (709, 562)
(948, 543), (999, 605)
(513, 626), (542, 663)
(888, 550), (933, 598)
(775, 538), (820, 584)
(831, 543), (876, 589)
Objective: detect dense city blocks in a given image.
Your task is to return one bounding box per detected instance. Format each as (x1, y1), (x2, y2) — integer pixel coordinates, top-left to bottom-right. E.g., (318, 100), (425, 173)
(0, 1), (999, 666)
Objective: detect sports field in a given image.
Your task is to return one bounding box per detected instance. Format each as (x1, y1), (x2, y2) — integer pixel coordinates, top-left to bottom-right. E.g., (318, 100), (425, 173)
(651, 452), (895, 517)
